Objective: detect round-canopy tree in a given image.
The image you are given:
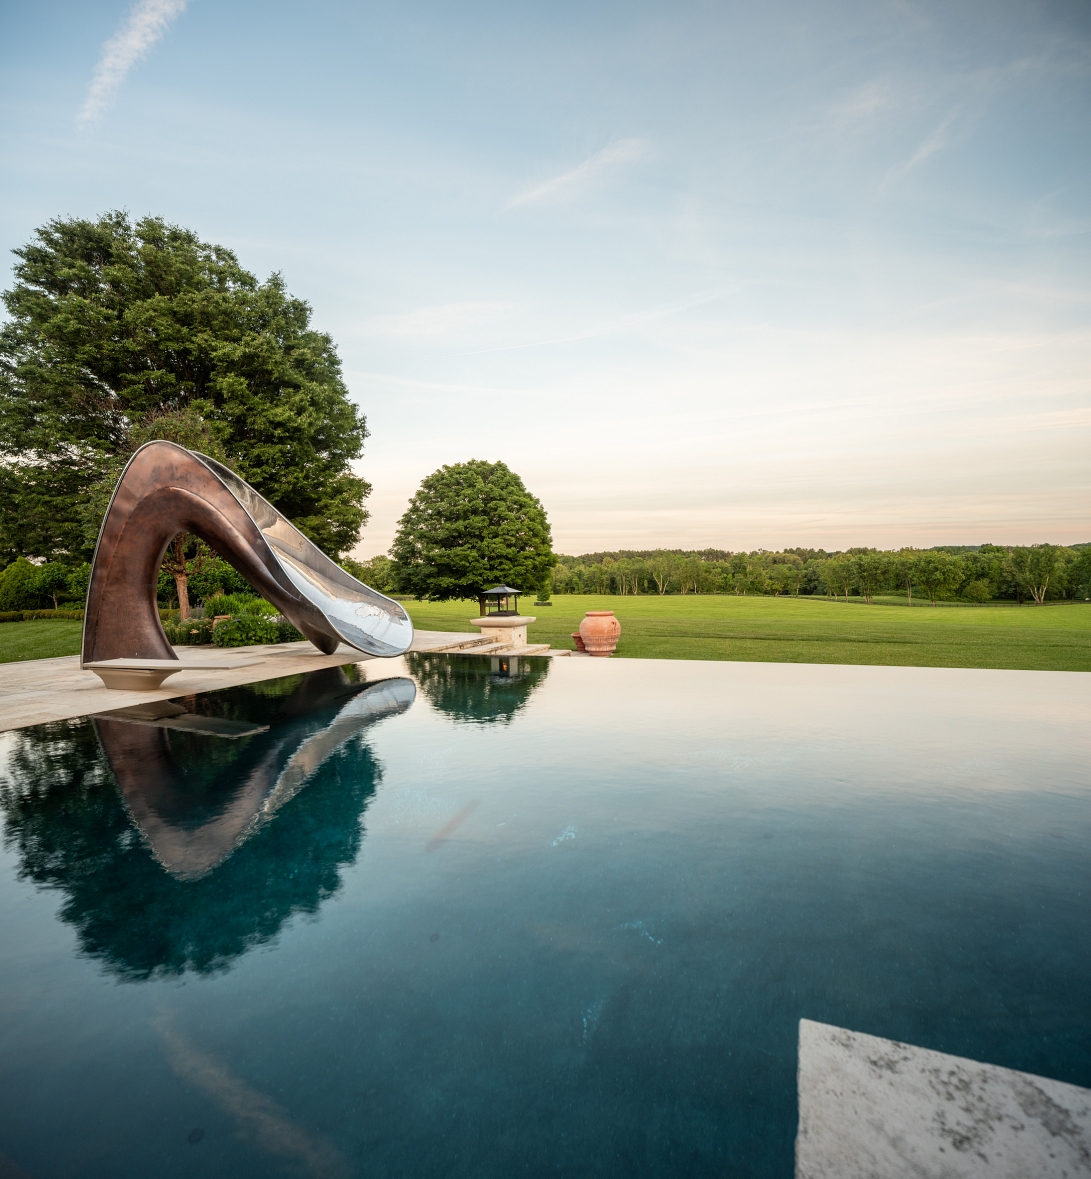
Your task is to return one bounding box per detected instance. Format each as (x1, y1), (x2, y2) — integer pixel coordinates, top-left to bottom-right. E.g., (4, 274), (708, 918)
(0, 211), (370, 564)
(391, 460), (555, 613)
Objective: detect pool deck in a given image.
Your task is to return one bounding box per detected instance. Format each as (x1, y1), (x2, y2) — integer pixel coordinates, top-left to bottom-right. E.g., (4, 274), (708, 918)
(0, 631), (572, 732)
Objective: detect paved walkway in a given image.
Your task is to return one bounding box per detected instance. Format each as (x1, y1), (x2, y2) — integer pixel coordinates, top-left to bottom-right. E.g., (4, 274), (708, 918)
(0, 631), (570, 732)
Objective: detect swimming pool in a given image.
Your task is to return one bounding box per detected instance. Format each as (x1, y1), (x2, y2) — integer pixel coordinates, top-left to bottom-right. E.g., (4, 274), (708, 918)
(0, 655), (1088, 1177)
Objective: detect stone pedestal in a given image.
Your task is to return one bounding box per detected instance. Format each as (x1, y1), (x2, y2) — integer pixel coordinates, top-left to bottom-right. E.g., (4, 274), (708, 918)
(469, 615), (536, 648)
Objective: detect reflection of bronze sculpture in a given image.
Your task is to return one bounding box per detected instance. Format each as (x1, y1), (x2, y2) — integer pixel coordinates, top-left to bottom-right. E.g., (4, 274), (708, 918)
(96, 669), (416, 880)
(82, 441), (413, 671)
(0, 667), (414, 980)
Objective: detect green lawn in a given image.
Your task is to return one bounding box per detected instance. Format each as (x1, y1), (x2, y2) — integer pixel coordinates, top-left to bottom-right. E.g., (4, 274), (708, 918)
(2, 597), (1088, 671)
(403, 594), (1091, 671)
(0, 620), (84, 664)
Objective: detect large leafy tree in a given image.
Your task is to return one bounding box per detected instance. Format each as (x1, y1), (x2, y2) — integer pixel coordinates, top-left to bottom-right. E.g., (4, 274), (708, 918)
(912, 551), (964, 606)
(1006, 544), (1064, 605)
(391, 460), (556, 612)
(850, 551), (895, 604)
(0, 211), (370, 563)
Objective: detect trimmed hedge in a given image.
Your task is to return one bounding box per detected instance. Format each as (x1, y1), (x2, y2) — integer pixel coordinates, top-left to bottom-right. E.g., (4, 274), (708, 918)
(0, 609), (85, 623)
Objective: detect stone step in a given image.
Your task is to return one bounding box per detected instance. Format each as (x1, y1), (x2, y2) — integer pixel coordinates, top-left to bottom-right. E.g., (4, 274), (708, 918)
(422, 639), (552, 658)
(432, 641), (511, 655)
(426, 636), (497, 653)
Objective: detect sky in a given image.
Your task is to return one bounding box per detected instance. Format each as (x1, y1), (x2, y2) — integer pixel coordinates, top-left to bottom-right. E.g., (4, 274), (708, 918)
(1, 0), (1089, 557)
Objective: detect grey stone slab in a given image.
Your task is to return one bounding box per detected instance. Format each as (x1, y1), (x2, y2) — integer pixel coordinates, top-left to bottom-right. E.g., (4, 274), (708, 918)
(797, 1019), (1091, 1178)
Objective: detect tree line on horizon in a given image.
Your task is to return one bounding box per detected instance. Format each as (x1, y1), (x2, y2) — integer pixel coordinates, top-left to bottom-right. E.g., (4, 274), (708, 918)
(542, 545), (1091, 604)
(345, 542), (1091, 606)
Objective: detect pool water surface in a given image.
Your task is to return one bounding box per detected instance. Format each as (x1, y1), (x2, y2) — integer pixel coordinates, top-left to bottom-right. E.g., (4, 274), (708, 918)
(0, 654), (1088, 1178)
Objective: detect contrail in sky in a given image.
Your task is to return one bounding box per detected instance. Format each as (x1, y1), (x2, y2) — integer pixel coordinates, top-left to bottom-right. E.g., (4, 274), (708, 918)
(78, 0), (188, 127)
(505, 139), (648, 209)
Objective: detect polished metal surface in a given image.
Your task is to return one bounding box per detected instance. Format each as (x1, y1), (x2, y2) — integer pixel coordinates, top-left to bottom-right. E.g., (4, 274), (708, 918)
(82, 440), (412, 666)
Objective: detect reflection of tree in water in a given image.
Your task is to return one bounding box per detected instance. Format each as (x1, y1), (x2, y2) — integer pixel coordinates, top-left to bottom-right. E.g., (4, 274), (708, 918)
(0, 668), (391, 982)
(405, 652), (549, 725)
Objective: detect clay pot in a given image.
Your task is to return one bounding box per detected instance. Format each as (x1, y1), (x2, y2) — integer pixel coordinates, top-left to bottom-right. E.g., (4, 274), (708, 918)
(571, 631), (587, 653)
(578, 610), (620, 657)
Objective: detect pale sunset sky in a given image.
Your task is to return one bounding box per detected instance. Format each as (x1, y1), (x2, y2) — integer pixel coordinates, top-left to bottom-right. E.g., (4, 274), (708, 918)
(2, 0), (1089, 555)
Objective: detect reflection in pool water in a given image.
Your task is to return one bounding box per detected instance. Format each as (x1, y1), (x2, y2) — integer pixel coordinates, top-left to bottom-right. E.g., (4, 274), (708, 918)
(0, 667), (413, 979)
(99, 670), (416, 880)
(0, 656), (1088, 1178)
(405, 650), (549, 724)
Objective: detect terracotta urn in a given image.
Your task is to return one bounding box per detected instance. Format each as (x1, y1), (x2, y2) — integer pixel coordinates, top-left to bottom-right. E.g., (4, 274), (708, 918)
(571, 631), (587, 653)
(578, 610), (620, 657)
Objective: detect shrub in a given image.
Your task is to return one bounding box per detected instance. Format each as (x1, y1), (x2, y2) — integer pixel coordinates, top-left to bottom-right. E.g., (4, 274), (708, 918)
(0, 557), (42, 611)
(535, 572), (552, 603)
(164, 617), (214, 645)
(203, 593), (276, 618)
(66, 563), (92, 603)
(277, 620), (305, 642)
(203, 593), (242, 617)
(965, 579), (992, 605)
(33, 562), (71, 609)
(212, 615), (280, 647)
(188, 558), (249, 602)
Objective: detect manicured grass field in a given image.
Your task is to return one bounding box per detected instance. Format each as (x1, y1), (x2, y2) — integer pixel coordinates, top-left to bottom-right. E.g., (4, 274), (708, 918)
(0, 620), (84, 664)
(404, 594), (1091, 672)
(1, 598), (1088, 671)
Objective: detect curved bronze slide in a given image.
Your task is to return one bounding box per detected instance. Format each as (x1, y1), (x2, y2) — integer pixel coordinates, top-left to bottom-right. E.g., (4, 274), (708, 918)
(82, 441), (413, 667)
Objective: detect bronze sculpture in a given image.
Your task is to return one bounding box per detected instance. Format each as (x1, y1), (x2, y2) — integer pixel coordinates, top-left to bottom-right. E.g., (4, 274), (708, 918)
(82, 441), (412, 681)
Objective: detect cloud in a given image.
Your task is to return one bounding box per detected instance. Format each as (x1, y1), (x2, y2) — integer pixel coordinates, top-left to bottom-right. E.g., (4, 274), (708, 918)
(505, 138), (648, 210)
(903, 112), (957, 171)
(78, 0), (188, 127)
(828, 80), (899, 127)
(879, 111), (958, 190)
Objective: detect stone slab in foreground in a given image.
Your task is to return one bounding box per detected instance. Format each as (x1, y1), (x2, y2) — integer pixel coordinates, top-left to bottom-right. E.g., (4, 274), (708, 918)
(797, 1018), (1091, 1177)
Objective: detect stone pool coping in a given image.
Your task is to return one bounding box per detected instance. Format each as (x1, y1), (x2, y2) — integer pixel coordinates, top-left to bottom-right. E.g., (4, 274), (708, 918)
(0, 631), (569, 732)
